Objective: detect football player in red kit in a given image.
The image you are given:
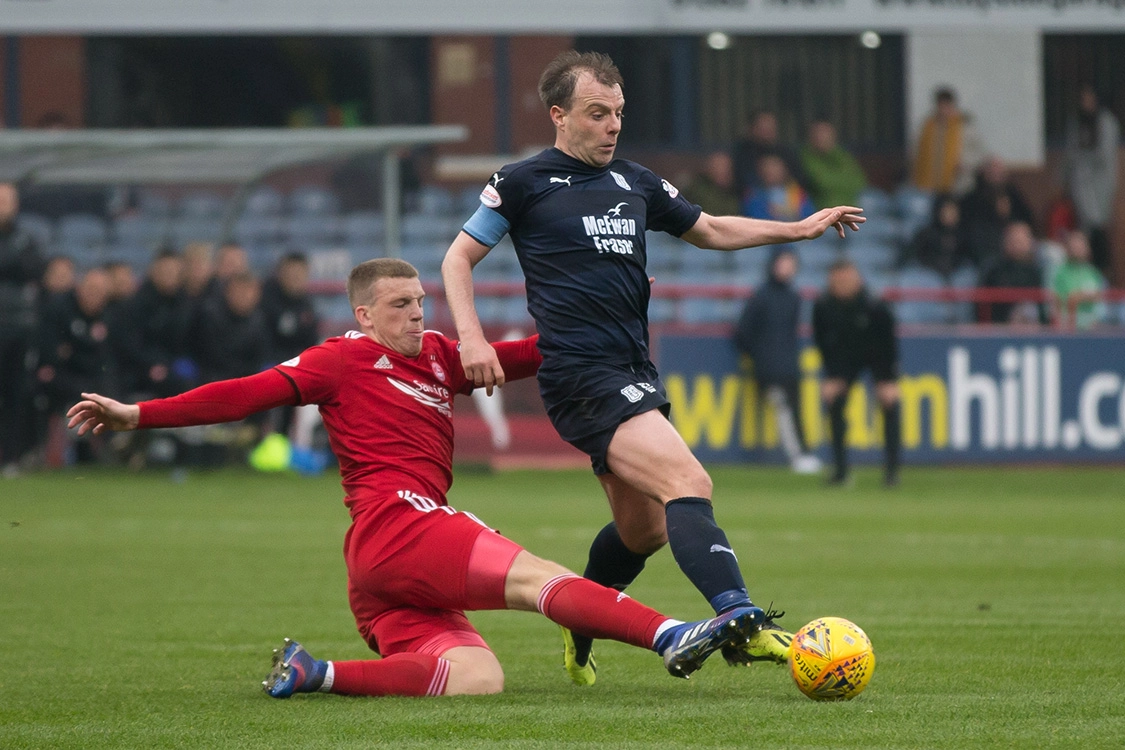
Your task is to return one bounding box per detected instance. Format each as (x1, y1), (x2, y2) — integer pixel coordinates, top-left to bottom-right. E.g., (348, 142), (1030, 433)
(68, 257), (764, 698)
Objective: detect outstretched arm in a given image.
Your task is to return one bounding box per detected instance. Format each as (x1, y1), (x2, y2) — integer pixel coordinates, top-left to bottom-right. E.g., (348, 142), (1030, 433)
(67, 368), (299, 436)
(442, 231), (506, 395)
(681, 207), (865, 252)
(491, 335), (541, 383)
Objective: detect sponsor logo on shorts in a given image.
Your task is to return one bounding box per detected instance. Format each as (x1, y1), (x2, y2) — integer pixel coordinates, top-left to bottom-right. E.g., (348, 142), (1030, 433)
(620, 385), (644, 403)
(611, 171), (631, 191)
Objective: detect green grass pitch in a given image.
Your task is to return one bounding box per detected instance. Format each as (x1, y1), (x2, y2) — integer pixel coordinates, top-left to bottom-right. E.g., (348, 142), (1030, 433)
(2, 465), (1123, 749)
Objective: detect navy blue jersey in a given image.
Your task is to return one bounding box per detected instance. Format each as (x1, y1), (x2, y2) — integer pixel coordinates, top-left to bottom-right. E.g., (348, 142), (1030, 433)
(462, 148), (701, 366)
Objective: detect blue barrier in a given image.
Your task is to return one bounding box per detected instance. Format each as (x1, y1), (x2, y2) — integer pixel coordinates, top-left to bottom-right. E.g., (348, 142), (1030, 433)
(656, 330), (1125, 464)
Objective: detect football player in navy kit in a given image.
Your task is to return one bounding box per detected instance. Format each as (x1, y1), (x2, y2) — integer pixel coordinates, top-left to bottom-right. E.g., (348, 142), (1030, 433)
(442, 50), (865, 686)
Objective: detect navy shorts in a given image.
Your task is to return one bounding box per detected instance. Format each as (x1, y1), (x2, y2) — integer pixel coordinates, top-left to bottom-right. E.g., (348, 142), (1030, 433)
(538, 359), (671, 475)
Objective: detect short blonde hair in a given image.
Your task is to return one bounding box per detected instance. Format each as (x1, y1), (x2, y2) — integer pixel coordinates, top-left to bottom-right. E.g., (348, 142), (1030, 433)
(347, 257), (418, 307)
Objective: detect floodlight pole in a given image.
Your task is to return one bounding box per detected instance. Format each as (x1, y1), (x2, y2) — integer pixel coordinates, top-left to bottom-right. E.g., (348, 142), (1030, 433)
(383, 149), (401, 259)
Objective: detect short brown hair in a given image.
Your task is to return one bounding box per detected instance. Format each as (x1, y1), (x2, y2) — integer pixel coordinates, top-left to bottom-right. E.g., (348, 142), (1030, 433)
(347, 257), (418, 307)
(538, 51), (624, 111)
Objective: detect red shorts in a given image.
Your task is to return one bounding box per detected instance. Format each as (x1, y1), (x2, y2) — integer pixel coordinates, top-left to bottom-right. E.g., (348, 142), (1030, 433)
(344, 490), (523, 657)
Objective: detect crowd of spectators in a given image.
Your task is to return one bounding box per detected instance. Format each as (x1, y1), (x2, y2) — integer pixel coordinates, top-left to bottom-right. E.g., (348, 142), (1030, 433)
(0, 181), (319, 476)
(687, 83), (1121, 328)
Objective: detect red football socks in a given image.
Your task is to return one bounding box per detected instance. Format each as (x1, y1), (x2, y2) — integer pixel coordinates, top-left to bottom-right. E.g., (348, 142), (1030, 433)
(536, 573), (666, 650)
(330, 654), (450, 697)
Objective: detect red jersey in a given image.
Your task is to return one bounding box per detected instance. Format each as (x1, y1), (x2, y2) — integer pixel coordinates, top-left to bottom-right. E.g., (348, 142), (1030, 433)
(138, 331), (540, 513)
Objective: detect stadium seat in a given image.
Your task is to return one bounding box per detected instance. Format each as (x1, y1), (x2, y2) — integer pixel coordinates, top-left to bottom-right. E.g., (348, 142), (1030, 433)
(113, 215), (169, 247)
(847, 240), (898, 270)
(136, 191), (173, 218)
(342, 211), (385, 248)
(896, 187), (933, 228)
(402, 212), (462, 243)
(646, 233), (682, 275)
(17, 214), (54, 247)
(289, 185), (340, 216)
(57, 214), (108, 253)
(648, 297), (677, 324)
(857, 187), (893, 219)
(680, 298), (739, 324)
(794, 236), (842, 272)
(285, 215), (344, 249)
(169, 217), (222, 246)
(233, 215), (285, 247)
(243, 186), (285, 216)
(105, 242), (155, 272)
(399, 241), (445, 280)
(177, 191), (227, 219)
(417, 185), (456, 216)
(458, 186), (484, 215)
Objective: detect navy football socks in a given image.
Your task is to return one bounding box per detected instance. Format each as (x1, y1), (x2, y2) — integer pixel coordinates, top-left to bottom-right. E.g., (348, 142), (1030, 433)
(572, 522), (652, 663)
(665, 497), (751, 614)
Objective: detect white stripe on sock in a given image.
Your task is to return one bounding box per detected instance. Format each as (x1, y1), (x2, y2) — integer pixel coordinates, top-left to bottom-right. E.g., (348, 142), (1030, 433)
(536, 573), (580, 615)
(426, 658), (451, 697)
(318, 661), (335, 693)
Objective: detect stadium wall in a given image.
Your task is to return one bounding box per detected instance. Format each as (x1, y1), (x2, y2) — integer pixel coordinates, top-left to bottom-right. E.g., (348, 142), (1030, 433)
(657, 330), (1125, 465)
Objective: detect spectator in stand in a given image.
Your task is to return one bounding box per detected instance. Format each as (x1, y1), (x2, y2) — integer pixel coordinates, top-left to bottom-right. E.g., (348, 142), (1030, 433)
(733, 247), (821, 475)
(215, 243), (251, 285)
(1064, 84), (1121, 275)
(980, 222), (1047, 325)
(261, 253), (320, 439)
(959, 156), (1034, 269)
(743, 155), (815, 222)
(1052, 230), (1107, 330)
(261, 252), (320, 364)
(906, 194), (971, 280)
(42, 256), (76, 300)
(112, 249), (193, 398)
(0, 181), (47, 477)
(800, 120), (867, 209)
(104, 260), (140, 311)
(685, 151), (741, 218)
(192, 272), (270, 384)
(732, 110), (807, 198)
(183, 242), (218, 302)
(911, 87), (984, 196)
(37, 268), (119, 435)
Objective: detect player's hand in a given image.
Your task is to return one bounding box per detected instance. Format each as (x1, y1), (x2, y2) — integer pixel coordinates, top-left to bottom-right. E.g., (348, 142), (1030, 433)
(66, 393), (141, 436)
(799, 207), (865, 240)
(460, 338), (506, 396)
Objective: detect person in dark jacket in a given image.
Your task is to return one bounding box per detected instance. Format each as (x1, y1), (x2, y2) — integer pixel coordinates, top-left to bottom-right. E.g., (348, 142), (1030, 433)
(0, 182), (46, 475)
(906, 193), (972, 279)
(261, 252), (320, 364)
(813, 260), (901, 487)
(37, 268), (119, 411)
(733, 247), (820, 474)
(959, 157), (1034, 269)
(979, 221), (1047, 325)
(192, 271), (270, 385)
(112, 249), (194, 397)
(260, 252), (321, 438)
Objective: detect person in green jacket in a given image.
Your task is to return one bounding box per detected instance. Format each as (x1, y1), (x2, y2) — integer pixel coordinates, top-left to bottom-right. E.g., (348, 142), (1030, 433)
(800, 120), (868, 210)
(1052, 230), (1107, 330)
